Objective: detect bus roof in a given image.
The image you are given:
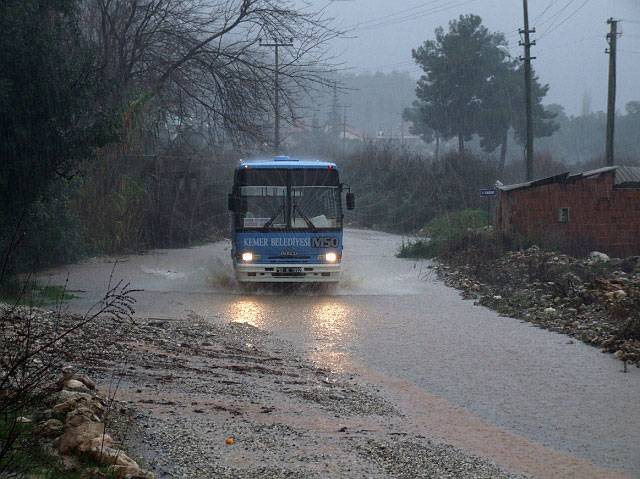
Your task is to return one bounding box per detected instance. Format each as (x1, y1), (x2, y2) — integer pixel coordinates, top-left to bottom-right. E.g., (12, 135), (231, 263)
(236, 156), (338, 171)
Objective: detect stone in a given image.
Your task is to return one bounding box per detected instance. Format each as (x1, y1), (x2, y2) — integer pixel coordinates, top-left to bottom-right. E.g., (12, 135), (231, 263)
(75, 374), (97, 391)
(613, 290), (627, 299)
(78, 433), (114, 452)
(544, 307), (556, 315)
(58, 419), (105, 454)
(589, 251), (610, 262)
(15, 416), (32, 424)
(57, 390), (92, 403)
(62, 365), (75, 381)
(87, 446), (138, 468)
(37, 418), (64, 437)
(110, 464), (155, 479)
(64, 379), (89, 392)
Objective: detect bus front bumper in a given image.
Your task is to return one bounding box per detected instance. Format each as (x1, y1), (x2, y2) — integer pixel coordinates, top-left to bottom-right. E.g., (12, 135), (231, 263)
(235, 263), (341, 283)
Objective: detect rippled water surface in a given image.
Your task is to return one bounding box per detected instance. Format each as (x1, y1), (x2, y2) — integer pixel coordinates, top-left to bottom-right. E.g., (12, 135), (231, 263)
(40, 229), (640, 475)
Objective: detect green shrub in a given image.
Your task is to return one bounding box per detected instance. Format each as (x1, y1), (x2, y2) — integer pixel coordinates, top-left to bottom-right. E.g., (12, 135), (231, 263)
(420, 209), (488, 240)
(398, 239), (440, 259)
(1, 177), (86, 281)
(397, 209), (491, 259)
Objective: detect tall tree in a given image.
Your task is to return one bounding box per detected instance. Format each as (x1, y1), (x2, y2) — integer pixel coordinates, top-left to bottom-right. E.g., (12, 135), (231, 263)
(0, 1), (114, 238)
(407, 15), (509, 154)
(510, 67), (558, 151)
(476, 63), (557, 170)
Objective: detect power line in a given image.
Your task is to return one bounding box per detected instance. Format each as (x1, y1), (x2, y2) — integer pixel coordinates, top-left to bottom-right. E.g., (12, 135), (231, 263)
(538, 0), (592, 40)
(350, 0), (480, 32)
(536, 0), (579, 28)
(533, 0), (556, 24)
(344, 0), (448, 30)
(534, 34), (601, 53)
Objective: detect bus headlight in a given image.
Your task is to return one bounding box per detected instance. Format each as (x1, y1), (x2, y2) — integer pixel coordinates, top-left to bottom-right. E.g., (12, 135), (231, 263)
(241, 252), (254, 262)
(325, 252), (338, 263)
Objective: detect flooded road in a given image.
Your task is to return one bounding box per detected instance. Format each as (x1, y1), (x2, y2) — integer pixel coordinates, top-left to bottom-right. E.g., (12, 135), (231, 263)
(40, 229), (640, 477)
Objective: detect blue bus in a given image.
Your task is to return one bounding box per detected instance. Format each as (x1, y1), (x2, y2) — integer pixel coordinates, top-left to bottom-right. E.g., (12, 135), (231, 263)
(228, 156), (355, 282)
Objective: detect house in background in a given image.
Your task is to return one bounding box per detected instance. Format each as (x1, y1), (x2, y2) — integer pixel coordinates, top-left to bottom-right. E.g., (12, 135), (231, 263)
(497, 166), (640, 257)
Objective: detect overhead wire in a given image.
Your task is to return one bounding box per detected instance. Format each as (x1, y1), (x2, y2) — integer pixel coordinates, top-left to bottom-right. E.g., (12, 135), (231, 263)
(344, 0), (449, 30)
(538, 0), (593, 40)
(533, 0), (557, 24)
(347, 0), (481, 32)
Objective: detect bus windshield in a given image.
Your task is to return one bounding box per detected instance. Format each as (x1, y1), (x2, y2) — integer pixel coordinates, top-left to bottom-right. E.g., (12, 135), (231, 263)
(235, 167), (342, 231)
(291, 186), (340, 229)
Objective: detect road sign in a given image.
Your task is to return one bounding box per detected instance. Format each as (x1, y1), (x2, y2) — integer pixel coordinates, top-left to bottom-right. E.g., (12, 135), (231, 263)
(480, 188), (497, 197)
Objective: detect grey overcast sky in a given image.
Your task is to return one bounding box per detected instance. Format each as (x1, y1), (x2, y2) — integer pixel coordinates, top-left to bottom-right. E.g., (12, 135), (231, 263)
(316, 0), (640, 114)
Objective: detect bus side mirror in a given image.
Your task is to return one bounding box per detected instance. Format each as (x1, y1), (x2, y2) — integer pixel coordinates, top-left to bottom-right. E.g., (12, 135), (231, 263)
(346, 192), (355, 210)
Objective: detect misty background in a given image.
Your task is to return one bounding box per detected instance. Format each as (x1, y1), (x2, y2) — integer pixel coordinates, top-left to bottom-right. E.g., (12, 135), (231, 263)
(1, 0), (639, 281)
(323, 0), (639, 114)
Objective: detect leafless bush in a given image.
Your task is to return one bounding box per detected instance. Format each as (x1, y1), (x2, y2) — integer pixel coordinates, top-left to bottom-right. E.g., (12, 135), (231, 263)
(82, 0), (341, 148)
(0, 279), (138, 468)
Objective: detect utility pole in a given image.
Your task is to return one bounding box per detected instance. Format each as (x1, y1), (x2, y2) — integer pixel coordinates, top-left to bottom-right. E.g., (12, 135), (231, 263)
(342, 105), (348, 160)
(605, 18), (620, 166)
(260, 37), (293, 152)
(519, 0), (536, 181)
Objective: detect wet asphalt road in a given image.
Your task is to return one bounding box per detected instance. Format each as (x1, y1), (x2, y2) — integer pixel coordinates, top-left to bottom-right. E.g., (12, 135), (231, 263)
(40, 229), (640, 476)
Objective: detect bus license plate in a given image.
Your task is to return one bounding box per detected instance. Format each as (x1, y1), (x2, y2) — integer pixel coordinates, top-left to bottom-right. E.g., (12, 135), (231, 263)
(276, 267), (302, 273)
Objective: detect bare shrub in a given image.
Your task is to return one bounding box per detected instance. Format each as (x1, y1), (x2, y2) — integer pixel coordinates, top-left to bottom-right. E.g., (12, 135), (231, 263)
(0, 279), (138, 470)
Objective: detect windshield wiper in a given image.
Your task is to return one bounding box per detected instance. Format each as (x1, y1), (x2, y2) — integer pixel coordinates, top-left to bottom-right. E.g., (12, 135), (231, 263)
(264, 200), (286, 229)
(293, 204), (317, 231)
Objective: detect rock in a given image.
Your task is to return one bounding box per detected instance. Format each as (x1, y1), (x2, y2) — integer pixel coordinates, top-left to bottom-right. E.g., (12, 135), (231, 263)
(62, 365), (75, 381)
(613, 290), (627, 299)
(110, 464), (155, 479)
(87, 446), (138, 468)
(75, 374), (97, 391)
(589, 251), (610, 262)
(57, 390), (92, 402)
(493, 295), (502, 300)
(36, 418), (64, 437)
(614, 350), (626, 360)
(64, 379), (89, 392)
(544, 307), (556, 315)
(53, 394), (92, 414)
(15, 416), (32, 424)
(58, 418), (105, 454)
(78, 433), (114, 452)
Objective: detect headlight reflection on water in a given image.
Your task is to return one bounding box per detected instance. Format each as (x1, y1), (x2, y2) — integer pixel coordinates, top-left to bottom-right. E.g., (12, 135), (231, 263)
(226, 297), (357, 373)
(228, 299), (265, 328)
(309, 301), (353, 373)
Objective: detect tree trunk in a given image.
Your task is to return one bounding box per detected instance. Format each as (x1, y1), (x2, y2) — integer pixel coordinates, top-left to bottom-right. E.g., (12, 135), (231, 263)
(499, 130), (508, 172)
(458, 133), (464, 154)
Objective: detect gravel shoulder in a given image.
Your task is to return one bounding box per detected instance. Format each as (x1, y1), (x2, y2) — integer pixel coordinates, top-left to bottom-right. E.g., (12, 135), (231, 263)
(86, 313), (518, 478)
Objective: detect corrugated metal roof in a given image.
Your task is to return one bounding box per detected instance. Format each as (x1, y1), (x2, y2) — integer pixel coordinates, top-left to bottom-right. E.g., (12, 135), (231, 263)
(498, 165), (640, 192)
(614, 166), (640, 187)
(499, 172), (570, 192)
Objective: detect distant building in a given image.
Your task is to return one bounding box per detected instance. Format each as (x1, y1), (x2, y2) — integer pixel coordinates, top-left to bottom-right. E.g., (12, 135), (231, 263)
(496, 166), (640, 257)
